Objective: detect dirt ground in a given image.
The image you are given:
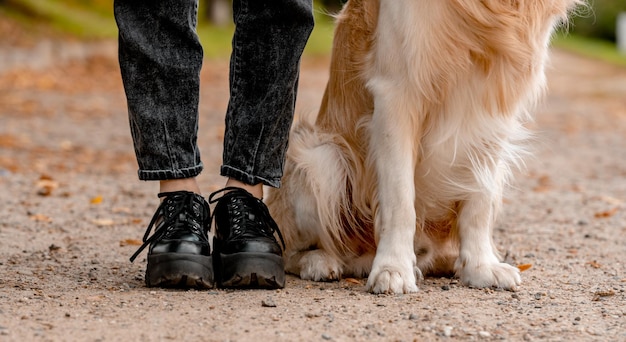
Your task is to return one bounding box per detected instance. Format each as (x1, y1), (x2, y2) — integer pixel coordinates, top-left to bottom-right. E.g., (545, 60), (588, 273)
(0, 35), (625, 341)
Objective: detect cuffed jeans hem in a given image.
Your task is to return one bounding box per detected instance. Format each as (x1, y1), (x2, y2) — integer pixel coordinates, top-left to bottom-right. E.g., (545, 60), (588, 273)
(138, 164), (203, 181)
(220, 165), (281, 188)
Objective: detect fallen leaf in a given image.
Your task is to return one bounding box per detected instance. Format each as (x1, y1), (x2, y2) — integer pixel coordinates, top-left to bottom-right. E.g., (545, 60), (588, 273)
(517, 264), (532, 272)
(90, 195), (103, 204)
(39, 174), (54, 181)
(586, 260), (602, 269)
(91, 218), (115, 226)
(594, 207), (618, 218)
(119, 239), (142, 246)
(532, 175), (552, 192)
(30, 214), (52, 222)
(344, 278), (362, 285)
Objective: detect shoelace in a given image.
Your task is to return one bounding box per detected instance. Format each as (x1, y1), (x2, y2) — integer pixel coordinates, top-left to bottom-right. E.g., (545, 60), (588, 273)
(208, 187), (285, 250)
(129, 191), (209, 262)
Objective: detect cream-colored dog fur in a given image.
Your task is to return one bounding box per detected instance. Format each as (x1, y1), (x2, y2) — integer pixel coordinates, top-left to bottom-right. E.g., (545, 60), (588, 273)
(266, 0), (582, 294)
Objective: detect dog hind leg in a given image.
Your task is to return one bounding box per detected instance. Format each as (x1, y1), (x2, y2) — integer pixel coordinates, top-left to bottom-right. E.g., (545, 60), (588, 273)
(454, 164), (521, 290)
(286, 249), (343, 281)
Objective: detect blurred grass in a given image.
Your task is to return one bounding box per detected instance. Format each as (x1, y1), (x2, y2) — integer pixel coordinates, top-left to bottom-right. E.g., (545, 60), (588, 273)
(3, 0), (116, 38)
(2, 0), (625, 66)
(553, 32), (626, 68)
(198, 8), (335, 58)
(0, 0), (335, 58)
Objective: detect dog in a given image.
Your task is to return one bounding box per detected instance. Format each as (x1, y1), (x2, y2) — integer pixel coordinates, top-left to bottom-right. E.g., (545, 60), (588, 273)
(265, 0), (582, 294)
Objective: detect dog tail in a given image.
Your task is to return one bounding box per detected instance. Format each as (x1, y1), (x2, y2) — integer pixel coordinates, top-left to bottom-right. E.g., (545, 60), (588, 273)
(289, 120), (376, 261)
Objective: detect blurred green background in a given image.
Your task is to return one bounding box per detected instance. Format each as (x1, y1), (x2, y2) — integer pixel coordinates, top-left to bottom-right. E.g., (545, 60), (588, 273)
(0, 0), (625, 64)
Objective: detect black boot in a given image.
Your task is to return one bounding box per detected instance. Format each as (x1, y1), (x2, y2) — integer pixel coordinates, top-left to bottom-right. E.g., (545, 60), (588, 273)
(209, 187), (286, 289)
(130, 191), (213, 288)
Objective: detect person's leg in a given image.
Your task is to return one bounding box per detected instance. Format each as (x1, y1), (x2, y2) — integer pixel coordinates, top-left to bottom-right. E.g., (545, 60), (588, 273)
(220, 0), (315, 194)
(211, 0), (314, 289)
(115, 0), (213, 288)
(115, 0), (204, 186)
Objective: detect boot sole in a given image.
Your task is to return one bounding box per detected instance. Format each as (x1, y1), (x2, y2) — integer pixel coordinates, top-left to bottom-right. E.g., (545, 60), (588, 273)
(146, 253), (214, 289)
(216, 252), (285, 289)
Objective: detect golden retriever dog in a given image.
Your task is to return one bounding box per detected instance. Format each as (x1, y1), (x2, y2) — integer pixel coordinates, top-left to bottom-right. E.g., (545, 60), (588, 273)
(266, 0), (582, 294)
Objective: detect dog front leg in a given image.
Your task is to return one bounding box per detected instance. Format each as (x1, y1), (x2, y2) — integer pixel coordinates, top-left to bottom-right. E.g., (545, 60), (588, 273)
(454, 167), (521, 290)
(365, 91), (420, 294)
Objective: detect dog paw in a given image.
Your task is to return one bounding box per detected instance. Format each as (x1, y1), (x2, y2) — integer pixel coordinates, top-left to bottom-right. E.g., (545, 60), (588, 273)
(298, 249), (343, 281)
(366, 265), (420, 294)
(456, 260), (521, 291)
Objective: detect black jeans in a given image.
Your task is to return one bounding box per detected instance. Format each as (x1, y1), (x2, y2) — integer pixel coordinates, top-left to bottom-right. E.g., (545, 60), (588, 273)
(114, 0), (314, 187)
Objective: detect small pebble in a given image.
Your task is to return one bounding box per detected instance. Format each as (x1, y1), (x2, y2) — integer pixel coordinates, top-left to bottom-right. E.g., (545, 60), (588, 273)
(321, 333), (332, 340)
(443, 326), (453, 337)
(478, 331), (491, 338)
(441, 285), (450, 291)
(261, 297), (277, 307)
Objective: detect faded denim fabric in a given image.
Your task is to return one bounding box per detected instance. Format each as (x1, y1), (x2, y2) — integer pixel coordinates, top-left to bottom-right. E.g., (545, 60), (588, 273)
(114, 0), (314, 187)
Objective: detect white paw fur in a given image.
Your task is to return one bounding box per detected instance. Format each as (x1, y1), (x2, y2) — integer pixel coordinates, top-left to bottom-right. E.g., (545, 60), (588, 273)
(366, 247), (420, 294)
(297, 249), (343, 281)
(455, 255), (521, 290)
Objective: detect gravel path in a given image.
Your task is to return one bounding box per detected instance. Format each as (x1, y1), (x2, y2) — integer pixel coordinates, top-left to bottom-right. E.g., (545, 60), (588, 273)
(0, 43), (625, 341)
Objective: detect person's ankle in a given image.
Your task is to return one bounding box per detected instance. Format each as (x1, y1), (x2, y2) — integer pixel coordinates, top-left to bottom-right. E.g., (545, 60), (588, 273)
(159, 178), (202, 195)
(224, 179), (263, 199)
